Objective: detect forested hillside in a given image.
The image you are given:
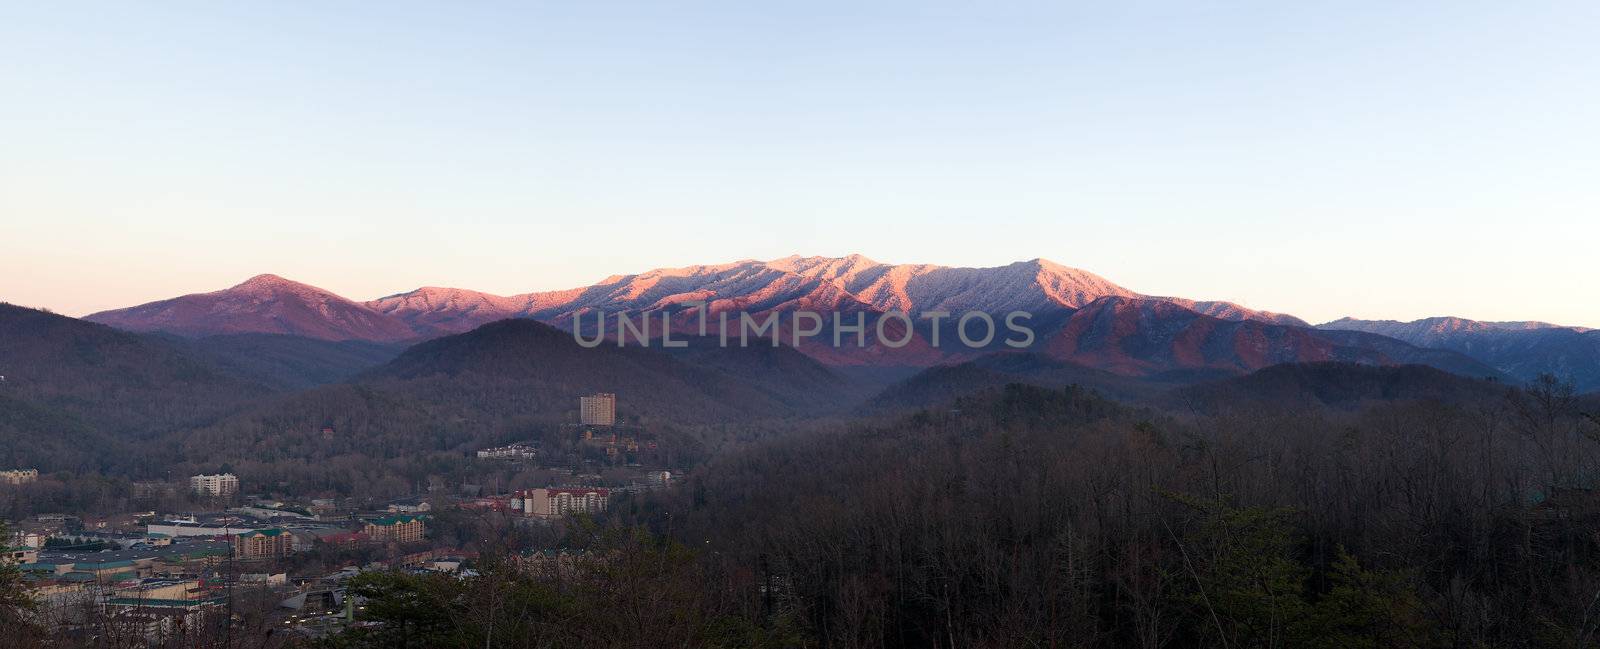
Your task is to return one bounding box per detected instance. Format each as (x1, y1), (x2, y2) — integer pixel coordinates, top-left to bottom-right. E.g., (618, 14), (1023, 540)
(172, 333), (402, 390)
(0, 304), (269, 469)
(307, 378), (1600, 647)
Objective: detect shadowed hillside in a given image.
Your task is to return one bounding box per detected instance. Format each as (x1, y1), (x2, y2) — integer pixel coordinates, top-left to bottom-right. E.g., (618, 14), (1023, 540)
(172, 333), (403, 390)
(0, 304), (268, 440)
(1169, 361), (1514, 413)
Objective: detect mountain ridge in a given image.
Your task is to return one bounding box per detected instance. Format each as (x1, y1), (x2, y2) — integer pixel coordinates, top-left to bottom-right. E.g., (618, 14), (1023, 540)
(1318, 316), (1600, 390)
(86, 274), (417, 342)
(69, 257), (1547, 383)
(87, 257), (1313, 343)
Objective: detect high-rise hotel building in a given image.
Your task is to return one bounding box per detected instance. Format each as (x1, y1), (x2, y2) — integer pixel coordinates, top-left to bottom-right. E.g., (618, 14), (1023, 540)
(580, 393), (616, 426)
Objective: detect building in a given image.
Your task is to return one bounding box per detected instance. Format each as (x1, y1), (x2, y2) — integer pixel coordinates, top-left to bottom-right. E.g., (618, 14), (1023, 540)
(363, 515), (426, 544)
(231, 505), (311, 520)
(147, 519), (258, 538)
(580, 393), (616, 426)
(386, 497), (432, 514)
(189, 473), (239, 497)
(476, 443), (540, 461)
(4, 546), (37, 564)
(105, 578), (225, 644)
(233, 529), (294, 560)
(8, 528), (46, 549)
(512, 488), (610, 519)
(1, 468), (39, 485)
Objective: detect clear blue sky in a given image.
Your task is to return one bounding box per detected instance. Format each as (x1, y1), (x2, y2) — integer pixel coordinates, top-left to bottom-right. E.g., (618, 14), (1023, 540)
(2, 2), (1596, 325)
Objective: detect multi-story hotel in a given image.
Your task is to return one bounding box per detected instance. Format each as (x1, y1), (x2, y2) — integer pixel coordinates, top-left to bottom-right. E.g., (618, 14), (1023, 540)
(580, 393), (616, 426)
(189, 473), (239, 497)
(233, 529), (293, 559)
(512, 487), (610, 519)
(364, 514), (427, 544)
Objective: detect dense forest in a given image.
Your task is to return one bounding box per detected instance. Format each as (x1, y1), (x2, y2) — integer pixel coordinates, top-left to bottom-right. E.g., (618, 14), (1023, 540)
(12, 377), (1595, 647)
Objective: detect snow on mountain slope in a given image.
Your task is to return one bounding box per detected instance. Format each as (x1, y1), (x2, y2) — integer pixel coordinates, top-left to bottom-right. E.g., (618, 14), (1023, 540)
(1157, 298), (1310, 327)
(83, 257), (1313, 355)
(366, 287), (522, 336)
(80, 259), (1556, 382)
(85, 274), (417, 342)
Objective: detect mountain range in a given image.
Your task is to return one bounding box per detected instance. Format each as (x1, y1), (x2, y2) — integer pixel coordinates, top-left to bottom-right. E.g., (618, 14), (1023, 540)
(1318, 317), (1600, 391)
(89, 256), (1305, 339)
(6, 250), (1597, 474)
(82, 255), (1551, 384)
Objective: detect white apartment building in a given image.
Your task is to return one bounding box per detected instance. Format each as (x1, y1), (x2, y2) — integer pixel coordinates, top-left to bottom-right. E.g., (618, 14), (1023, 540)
(189, 473), (239, 497)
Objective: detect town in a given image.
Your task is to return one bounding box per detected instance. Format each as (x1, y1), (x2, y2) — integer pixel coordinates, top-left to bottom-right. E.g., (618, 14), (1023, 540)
(0, 393), (677, 644)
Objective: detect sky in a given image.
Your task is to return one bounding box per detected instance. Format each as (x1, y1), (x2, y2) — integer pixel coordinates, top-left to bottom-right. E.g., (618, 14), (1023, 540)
(1, 2), (1597, 325)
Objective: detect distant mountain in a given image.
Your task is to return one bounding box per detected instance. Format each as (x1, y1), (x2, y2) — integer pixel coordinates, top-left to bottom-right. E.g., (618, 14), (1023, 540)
(1320, 316), (1590, 345)
(1170, 362), (1514, 413)
(78, 257), (1538, 383)
(86, 274), (418, 342)
(365, 287), (523, 338)
(1156, 297), (1309, 327)
(89, 257), (1314, 368)
(369, 255), (1300, 336)
(0, 303), (271, 469)
(1042, 297), (1505, 380)
(1319, 317), (1600, 391)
